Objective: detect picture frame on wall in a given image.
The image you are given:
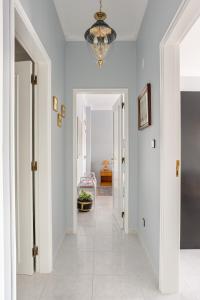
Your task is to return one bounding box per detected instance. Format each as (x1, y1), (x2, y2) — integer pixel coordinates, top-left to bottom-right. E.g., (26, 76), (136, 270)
(57, 112), (62, 128)
(53, 96), (58, 112)
(138, 83), (151, 130)
(61, 104), (66, 118)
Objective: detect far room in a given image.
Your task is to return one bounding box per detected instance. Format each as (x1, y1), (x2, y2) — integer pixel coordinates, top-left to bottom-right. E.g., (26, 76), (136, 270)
(75, 91), (128, 231)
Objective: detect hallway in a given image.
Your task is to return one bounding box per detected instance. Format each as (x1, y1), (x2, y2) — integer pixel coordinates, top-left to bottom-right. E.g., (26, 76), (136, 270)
(17, 196), (196, 300)
(18, 196), (155, 299)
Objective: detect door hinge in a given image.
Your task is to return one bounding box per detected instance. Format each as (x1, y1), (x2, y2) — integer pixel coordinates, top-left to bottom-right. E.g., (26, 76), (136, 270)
(32, 246), (39, 257)
(31, 161), (38, 172)
(31, 74), (37, 85)
(122, 211), (125, 218)
(122, 157), (125, 164)
(121, 102), (125, 109)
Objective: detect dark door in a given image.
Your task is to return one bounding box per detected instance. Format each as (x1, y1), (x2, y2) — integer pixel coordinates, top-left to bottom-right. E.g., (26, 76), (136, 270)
(181, 92), (200, 249)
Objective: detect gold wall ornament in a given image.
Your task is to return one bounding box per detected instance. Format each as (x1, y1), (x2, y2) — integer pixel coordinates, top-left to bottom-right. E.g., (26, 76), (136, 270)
(57, 112), (62, 128)
(61, 104), (66, 118)
(53, 96), (58, 112)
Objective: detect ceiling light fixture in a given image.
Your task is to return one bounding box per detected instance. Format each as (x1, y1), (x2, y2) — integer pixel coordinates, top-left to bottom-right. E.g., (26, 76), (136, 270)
(84, 0), (117, 68)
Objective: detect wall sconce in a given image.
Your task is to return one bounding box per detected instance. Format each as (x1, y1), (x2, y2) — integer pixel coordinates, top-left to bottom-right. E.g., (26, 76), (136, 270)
(61, 104), (66, 118)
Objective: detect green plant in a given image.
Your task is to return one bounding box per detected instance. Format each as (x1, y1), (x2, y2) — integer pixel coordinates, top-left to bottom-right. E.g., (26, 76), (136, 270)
(78, 190), (92, 201)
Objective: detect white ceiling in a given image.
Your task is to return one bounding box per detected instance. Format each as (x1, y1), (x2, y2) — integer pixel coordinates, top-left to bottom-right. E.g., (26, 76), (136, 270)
(53, 0), (148, 41)
(180, 16), (200, 77)
(83, 94), (121, 110)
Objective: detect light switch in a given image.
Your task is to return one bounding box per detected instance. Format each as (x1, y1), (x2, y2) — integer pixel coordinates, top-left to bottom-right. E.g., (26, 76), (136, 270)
(151, 139), (156, 149)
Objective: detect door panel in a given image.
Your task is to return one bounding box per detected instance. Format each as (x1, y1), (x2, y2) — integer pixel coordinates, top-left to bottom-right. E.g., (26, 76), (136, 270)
(15, 61), (33, 275)
(181, 92), (200, 248)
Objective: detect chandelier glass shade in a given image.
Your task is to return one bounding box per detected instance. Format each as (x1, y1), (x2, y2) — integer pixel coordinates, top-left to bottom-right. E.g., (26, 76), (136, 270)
(84, 2), (117, 67)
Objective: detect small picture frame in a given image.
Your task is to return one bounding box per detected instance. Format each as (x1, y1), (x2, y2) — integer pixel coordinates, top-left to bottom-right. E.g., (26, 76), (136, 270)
(53, 96), (58, 112)
(57, 112), (62, 128)
(61, 104), (66, 118)
(138, 83), (151, 130)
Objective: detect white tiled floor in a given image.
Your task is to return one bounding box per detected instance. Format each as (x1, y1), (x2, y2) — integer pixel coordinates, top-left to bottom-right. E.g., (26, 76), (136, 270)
(17, 196), (200, 300)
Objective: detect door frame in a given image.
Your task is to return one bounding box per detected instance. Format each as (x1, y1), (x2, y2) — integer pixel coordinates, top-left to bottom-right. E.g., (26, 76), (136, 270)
(159, 0), (200, 294)
(14, 0), (52, 273)
(0, 0), (5, 298)
(4, 0), (53, 298)
(73, 89), (129, 234)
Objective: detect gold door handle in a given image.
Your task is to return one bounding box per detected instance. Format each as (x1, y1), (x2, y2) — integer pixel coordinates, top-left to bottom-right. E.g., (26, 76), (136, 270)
(176, 160), (180, 177)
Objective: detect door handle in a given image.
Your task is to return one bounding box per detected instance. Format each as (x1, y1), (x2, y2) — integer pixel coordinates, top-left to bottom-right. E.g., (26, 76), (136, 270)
(176, 160), (180, 177)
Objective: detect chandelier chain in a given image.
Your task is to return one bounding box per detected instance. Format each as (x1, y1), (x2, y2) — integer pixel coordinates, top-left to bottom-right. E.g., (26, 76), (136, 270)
(100, 0), (102, 12)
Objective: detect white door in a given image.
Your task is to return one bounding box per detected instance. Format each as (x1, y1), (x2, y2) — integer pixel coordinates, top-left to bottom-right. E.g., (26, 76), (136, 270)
(15, 61), (34, 275)
(113, 96), (125, 229)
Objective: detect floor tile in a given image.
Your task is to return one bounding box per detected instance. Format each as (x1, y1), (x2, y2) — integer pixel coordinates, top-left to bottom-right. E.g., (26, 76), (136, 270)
(17, 196), (200, 300)
(17, 274), (48, 300)
(40, 274), (93, 300)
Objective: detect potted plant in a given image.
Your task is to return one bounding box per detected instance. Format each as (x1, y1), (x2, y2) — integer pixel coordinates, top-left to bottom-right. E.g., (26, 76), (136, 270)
(77, 190), (93, 212)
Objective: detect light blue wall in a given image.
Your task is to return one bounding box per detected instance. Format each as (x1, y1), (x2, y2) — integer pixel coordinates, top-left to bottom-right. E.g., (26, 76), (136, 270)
(91, 110), (113, 184)
(19, 0), (67, 259)
(65, 42), (137, 231)
(136, 0), (184, 275)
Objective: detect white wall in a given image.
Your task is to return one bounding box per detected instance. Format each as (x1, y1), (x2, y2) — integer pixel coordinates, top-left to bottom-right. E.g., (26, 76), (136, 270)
(65, 41), (137, 232)
(181, 77), (200, 91)
(91, 110), (113, 184)
(180, 16), (200, 92)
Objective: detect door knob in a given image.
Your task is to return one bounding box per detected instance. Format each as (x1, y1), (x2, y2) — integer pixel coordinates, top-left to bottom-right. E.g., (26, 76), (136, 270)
(176, 160), (180, 177)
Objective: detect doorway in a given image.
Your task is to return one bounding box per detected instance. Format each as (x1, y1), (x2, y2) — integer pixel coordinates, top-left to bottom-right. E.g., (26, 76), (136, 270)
(73, 89), (129, 234)
(159, 0), (200, 294)
(6, 3), (53, 298)
(15, 38), (39, 276)
(180, 14), (200, 295)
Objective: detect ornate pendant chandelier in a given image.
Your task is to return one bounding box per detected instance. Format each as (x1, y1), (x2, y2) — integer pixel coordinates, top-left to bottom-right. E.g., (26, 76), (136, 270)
(84, 0), (117, 68)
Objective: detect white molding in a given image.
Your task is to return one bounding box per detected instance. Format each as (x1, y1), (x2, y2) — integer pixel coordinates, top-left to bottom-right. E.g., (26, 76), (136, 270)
(14, 0), (52, 273)
(73, 89), (129, 234)
(7, 1), (52, 290)
(0, 1), (5, 299)
(159, 0), (200, 294)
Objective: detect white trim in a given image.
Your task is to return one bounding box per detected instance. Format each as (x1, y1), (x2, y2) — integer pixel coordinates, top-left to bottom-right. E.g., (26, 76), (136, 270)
(14, 0), (52, 274)
(159, 0), (200, 294)
(3, 3), (53, 294)
(73, 89), (129, 234)
(0, 1), (5, 299)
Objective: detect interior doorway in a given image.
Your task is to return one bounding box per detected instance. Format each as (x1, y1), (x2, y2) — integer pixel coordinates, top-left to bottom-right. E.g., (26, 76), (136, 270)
(15, 39), (38, 275)
(179, 14), (200, 295)
(73, 89), (129, 234)
(159, 0), (200, 294)
(8, 6), (53, 299)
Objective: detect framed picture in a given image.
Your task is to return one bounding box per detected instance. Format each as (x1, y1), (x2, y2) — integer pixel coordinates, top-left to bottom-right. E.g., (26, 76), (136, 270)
(53, 96), (58, 112)
(57, 112), (62, 128)
(138, 83), (151, 130)
(61, 104), (66, 118)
